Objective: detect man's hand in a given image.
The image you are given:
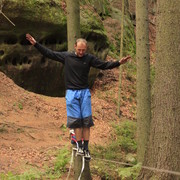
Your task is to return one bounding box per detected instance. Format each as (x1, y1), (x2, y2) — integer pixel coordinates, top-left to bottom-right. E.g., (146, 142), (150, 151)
(26, 33), (36, 45)
(119, 55), (131, 65)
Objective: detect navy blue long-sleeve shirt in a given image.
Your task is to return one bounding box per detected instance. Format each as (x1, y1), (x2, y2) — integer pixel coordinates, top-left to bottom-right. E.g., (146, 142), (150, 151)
(34, 42), (120, 90)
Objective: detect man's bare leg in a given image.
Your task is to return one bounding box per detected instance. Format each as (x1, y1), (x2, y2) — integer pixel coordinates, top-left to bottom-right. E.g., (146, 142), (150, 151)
(83, 127), (90, 151)
(74, 128), (83, 141)
(83, 127), (90, 141)
(74, 127), (91, 159)
(74, 128), (84, 154)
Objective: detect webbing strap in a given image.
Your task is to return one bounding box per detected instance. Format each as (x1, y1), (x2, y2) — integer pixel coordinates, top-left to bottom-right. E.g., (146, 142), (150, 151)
(66, 149), (74, 180)
(78, 156), (85, 180)
(0, 8), (15, 26)
(71, 137), (77, 143)
(66, 148), (85, 180)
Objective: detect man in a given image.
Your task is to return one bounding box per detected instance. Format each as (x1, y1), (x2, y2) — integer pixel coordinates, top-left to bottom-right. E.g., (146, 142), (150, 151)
(26, 33), (130, 160)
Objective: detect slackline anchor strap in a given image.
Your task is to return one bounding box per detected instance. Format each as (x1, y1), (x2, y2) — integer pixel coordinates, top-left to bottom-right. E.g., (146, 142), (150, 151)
(66, 147), (86, 180)
(66, 148), (74, 180)
(0, 2), (15, 26)
(78, 156), (85, 180)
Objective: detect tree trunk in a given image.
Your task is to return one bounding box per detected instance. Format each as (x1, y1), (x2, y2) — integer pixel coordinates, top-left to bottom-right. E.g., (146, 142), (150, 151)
(73, 149), (92, 180)
(117, 0), (124, 116)
(139, 1), (180, 179)
(66, 0), (80, 51)
(136, 0), (151, 163)
(124, 0), (130, 17)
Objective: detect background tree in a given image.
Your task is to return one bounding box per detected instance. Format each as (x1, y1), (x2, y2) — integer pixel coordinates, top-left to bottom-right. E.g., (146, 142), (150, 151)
(66, 0), (80, 51)
(117, 0), (124, 116)
(124, 0), (130, 17)
(66, 1), (92, 179)
(136, 0), (151, 163)
(139, 1), (180, 179)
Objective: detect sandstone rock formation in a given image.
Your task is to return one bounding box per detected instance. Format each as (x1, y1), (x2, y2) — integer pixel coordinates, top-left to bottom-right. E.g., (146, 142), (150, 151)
(0, 0), (109, 96)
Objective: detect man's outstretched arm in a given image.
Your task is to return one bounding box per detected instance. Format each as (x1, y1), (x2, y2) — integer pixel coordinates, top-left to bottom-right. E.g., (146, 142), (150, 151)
(26, 33), (66, 64)
(119, 56), (131, 65)
(26, 33), (36, 45)
(90, 55), (131, 70)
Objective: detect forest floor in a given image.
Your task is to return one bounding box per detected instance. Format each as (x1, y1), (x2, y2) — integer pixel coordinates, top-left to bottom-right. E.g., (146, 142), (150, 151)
(0, 57), (136, 179)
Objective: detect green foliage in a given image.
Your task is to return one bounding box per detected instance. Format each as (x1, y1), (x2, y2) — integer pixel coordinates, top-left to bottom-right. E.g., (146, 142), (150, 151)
(91, 121), (137, 164)
(112, 120), (137, 152)
(60, 124), (67, 132)
(115, 21), (136, 58)
(92, 143), (124, 161)
(118, 163), (141, 180)
(54, 148), (70, 172)
(93, 120), (137, 158)
(0, 147), (70, 179)
(123, 22), (136, 58)
(93, 163), (140, 180)
(108, 7), (136, 58)
(42, 148), (70, 179)
(81, 9), (104, 33)
(6, 0), (66, 25)
(0, 169), (41, 180)
(13, 102), (23, 110)
(18, 103), (23, 110)
(103, 0), (112, 17)
(92, 161), (118, 180)
(91, 120), (138, 178)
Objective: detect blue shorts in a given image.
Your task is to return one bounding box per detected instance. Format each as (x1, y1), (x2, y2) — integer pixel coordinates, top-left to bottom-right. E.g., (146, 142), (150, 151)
(65, 89), (94, 128)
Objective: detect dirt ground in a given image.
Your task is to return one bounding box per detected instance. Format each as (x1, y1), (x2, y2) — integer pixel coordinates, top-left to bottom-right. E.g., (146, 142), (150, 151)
(0, 64), (135, 177)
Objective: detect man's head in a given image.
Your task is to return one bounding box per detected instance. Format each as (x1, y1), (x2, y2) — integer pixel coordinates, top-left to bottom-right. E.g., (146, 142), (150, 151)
(74, 38), (87, 57)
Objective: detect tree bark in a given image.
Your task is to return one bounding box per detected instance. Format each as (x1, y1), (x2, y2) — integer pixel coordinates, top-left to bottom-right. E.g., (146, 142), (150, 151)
(73, 149), (92, 180)
(136, 0), (151, 163)
(117, 0), (124, 116)
(139, 1), (180, 179)
(66, 0), (80, 51)
(124, 0), (130, 17)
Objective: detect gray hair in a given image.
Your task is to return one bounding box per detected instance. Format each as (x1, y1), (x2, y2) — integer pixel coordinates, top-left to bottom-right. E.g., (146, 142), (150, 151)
(75, 38), (87, 45)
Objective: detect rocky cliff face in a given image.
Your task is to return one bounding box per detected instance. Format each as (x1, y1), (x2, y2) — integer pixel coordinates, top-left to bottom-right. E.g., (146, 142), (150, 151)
(0, 0), (109, 97)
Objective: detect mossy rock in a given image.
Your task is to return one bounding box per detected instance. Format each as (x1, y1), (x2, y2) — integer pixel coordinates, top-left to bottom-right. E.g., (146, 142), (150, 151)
(0, 0), (109, 97)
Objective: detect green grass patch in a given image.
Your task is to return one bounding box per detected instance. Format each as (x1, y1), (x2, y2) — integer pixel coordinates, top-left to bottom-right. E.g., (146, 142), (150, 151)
(60, 124), (67, 132)
(0, 169), (41, 180)
(118, 163), (141, 180)
(91, 120), (138, 179)
(113, 120), (137, 153)
(54, 148), (70, 173)
(0, 147), (70, 179)
(13, 102), (23, 110)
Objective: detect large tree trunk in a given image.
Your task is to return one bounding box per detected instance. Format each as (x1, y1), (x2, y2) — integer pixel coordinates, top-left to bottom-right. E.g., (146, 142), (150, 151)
(136, 0), (151, 163)
(139, 1), (180, 179)
(66, 0), (80, 51)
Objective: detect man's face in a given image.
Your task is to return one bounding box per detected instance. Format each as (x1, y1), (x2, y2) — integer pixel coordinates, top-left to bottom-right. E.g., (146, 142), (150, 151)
(74, 42), (87, 57)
